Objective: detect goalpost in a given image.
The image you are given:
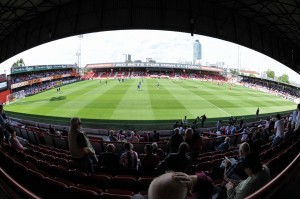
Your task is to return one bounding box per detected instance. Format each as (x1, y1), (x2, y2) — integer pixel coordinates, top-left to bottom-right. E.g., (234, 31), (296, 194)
(6, 90), (26, 104)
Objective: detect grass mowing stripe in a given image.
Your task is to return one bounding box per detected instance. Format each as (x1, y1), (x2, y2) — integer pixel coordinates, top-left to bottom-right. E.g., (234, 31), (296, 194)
(174, 80), (231, 117)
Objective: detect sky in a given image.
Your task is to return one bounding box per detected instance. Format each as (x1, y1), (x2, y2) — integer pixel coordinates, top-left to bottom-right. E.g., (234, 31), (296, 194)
(0, 29), (300, 82)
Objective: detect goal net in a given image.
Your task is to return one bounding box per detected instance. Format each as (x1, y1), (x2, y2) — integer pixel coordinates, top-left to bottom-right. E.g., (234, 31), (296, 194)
(6, 90), (25, 104)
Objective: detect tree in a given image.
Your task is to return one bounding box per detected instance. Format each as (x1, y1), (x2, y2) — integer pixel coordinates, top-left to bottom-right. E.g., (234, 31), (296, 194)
(278, 74), (289, 84)
(12, 58), (25, 67)
(249, 74), (256, 77)
(266, 69), (275, 79)
(230, 69), (240, 76)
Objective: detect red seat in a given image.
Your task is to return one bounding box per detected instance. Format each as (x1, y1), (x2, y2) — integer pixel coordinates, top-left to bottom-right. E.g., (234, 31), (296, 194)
(137, 176), (154, 191)
(196, 161), (213, 172)
(68, 186), (100, 199)
(77, 184), (103, 195)
(198, 156), (212, 162)
(102, 189), (134, 199)
(211, 158), (223, 167)
(112, 175), (136, 191)
(89, 174), (112, 189)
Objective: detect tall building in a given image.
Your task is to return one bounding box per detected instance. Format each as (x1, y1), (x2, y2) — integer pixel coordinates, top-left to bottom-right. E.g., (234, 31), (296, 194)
(193, 40), (202, 65)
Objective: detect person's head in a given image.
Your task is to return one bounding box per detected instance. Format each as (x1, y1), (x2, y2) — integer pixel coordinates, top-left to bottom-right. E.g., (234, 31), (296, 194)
(144, 144), (153, 154)
(178, 142), (189, 154)
(123, 142), (133, 151)
(106, 144), (115, 152)
(184, 128), (193, 140)
(11, 130), (17, 138)
(276, 114), (281, 120)
(109, 130), (115, 136)
(224, 137), (230, 143)
(287, 122), (292, 130)
(131, 131), (135, 137)
(243, 153), (263, 176)
(70, 117), (82, 130)
(148, 172), (188, 199)
(239, 142), (250, 157)
(254, 131), (261, 140)
(174, 128), (180, 134)
(152, 142), (158, 149)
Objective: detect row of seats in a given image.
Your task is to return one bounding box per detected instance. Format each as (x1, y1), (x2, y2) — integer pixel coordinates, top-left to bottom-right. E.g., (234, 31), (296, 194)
(0, 148), (149, 198)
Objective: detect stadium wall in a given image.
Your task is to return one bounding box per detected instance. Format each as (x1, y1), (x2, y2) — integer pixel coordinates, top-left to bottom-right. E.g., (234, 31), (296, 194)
(0, 89), (10, 103)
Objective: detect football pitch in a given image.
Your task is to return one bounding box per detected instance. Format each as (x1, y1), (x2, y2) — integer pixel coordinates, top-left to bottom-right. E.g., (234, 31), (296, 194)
(5, 79), (296, 130)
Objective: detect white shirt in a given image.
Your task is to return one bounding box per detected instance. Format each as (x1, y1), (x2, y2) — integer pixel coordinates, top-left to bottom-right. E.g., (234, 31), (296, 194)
(274, 119), (284, 138)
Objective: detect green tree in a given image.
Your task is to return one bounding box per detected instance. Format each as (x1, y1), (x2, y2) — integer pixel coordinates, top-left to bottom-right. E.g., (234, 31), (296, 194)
(12, 58), (25, 67)
(266, 69), (275, 79)
(278, 74), (289, 84)
(249, 74), (256, 77)
(230, 69), (240, 76)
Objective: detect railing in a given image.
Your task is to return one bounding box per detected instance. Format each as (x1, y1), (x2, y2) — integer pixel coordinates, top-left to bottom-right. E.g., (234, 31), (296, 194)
(245, 152), (300, 199)
(0, 167), (41, 199)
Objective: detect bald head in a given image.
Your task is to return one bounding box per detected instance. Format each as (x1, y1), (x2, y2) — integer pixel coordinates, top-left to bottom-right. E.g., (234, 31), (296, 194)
(148, 173), (188, 199)
(239, 142), (250, 157)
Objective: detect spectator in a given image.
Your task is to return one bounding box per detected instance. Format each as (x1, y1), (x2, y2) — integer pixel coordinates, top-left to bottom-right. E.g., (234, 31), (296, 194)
(223, 142), (250, 180)
(217, 137), (230, 152)
(240, 128), (249, 142)
(140, 144), (159, 172)
(168, 128), (184, 153)
(120, 142), (139, 170)
(239, 117), (244, 129)
(0, 105), (9, 143)
(152, 142), (165, 160)
(108, 130), (119, 141)
(291, 108), (298, 129)
(68, 117), (98, 173)
(200, 114), (207, 128)
(127, 131), (139, 142)
(49, 124), (55, 135)
(184, 128), (202, 163)
(158, 142), (192, 173)
(272, 114), (284, 147)
(294, 104), (300, 134)
(256, 107), (260, 118)
(61, 127), (68, 136)
(251, 131), (262, 154)
(133, 172), (216, 199)
(217, 120), (222, 131)
(98, 144), (120, 170)
(10, 130), (30, 152)
(153, 130), (160, 142)
(225, 153), (271, 199)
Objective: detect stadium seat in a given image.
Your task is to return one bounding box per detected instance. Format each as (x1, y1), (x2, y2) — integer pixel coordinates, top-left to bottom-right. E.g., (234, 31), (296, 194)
(76, 184), (103, 195)
(198, 156), (212, 162)
(102, 189), (134, 199)
(89, 173), (112, 189)
(67, 186), (100, 199)
(52, 136), (69, 150)
(137, 176), (154, 191)
(195, 161), (213, 172)
(43, 177), (69, 198)
(112, 175), (137, 191)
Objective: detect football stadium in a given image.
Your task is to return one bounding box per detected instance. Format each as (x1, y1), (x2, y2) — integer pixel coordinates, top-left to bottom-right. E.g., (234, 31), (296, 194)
(0, 1), (300, 199)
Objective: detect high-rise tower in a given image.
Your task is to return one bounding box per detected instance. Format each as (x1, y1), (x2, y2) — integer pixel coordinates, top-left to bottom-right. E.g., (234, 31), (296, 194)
(193, 40), (202, 65)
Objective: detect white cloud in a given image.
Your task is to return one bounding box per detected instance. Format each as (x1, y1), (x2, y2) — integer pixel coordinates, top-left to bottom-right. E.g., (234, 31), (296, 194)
(0, 30), (299, 82)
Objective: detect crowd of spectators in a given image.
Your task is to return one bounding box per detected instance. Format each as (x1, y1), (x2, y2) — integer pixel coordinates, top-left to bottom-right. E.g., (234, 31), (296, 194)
(13, 77), (79, 97)
(10, 69), (74, 84)
(241, 78), (300, 100)
(1, 101), (299, 199)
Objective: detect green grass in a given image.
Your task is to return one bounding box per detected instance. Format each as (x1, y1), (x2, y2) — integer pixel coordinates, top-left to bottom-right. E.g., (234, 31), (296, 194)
(5, 79), (296, 130)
